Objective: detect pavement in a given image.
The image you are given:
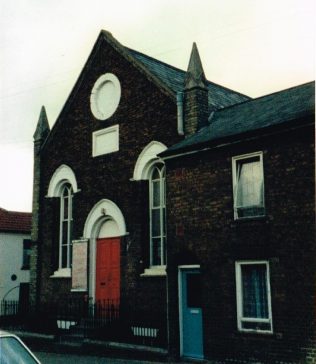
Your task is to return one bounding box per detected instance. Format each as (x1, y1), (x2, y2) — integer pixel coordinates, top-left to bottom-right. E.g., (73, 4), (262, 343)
(12, 330), (203, 364)
(34, 351), (174, 364)
(4, 328), (267, 364)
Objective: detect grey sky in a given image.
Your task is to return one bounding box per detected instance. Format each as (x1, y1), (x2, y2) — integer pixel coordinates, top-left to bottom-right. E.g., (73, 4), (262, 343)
(0, 0), (314, 212)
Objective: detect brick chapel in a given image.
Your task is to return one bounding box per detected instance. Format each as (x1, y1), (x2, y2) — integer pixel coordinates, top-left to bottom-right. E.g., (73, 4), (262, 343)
(30, 30), (315, 363)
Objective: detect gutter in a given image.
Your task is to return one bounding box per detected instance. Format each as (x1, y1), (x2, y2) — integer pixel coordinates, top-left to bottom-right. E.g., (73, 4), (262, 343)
(160, 120), (314, 161)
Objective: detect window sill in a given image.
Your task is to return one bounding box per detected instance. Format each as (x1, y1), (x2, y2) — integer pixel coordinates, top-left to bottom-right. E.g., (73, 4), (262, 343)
(237, 328), (273, 336)
(140, 266), (166, 277)
(233, 215), (268, 223)
(50, 268), (71, 278)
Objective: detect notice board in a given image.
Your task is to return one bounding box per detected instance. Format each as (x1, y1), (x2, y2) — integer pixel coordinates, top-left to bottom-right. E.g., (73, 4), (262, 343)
(71, 239), (88, 291)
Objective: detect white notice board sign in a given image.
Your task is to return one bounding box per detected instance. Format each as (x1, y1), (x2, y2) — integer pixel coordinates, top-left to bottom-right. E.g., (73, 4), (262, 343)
(71, 239), (88, 292)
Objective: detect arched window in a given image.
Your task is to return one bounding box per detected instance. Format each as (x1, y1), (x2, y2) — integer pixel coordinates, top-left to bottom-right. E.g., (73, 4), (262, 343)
(59, 184), (73, 269)
(47, 164), (78, 277)
(149, 163), (166, 266)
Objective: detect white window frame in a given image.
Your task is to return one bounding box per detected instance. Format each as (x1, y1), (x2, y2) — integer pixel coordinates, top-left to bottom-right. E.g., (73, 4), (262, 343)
(149, 163), (166, 267)
(59, 184), (73, 271)
(48, 165), (78, 279)
(232, 151), (265, 220)
(235, 260), (273, 334)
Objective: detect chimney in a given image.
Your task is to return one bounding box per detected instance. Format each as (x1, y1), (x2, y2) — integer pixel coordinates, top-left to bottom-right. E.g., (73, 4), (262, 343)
(183, 43), (209, 137)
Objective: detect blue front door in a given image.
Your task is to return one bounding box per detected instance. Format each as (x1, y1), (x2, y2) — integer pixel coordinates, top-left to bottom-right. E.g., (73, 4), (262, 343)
(179, 268), (204, 359)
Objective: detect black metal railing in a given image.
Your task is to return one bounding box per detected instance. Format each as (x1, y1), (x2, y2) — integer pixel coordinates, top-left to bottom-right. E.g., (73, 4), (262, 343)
(0, 298), (167, 348)
(0, 300), (20, 316)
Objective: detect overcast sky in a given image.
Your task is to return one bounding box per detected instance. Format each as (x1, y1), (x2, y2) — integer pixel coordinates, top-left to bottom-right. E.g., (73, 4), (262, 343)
(0, 0), (314, 212)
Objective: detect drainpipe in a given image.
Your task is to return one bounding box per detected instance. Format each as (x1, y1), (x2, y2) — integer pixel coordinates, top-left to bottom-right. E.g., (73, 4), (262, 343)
(176, 92), (184, 136)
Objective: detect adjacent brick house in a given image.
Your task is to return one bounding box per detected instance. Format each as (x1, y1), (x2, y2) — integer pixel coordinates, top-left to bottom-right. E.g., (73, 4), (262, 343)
(162, 81), (315, 362)
(0, 208), (32, 304)
(30, 30), (315, 362)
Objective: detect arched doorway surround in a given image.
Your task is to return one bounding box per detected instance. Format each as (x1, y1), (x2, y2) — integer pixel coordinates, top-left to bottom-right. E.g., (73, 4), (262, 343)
(83, 199), (126, 301)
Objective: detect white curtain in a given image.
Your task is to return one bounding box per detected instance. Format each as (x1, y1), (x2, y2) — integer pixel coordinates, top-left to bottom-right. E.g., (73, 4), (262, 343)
(236, 160), (263, 208)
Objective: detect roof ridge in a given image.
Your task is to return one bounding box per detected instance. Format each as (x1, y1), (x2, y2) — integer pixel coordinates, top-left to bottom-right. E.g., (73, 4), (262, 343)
(206, 79), (250, 99)
(0, 207), (31, 214)
(8, 210), (32, 215)
(126, 47), (187, 75)
(127, 46), (250, 99)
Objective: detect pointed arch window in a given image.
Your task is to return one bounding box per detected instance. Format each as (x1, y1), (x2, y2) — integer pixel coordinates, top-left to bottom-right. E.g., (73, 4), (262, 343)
(59, 184), (73, 269)
(149, 163), (166, 266)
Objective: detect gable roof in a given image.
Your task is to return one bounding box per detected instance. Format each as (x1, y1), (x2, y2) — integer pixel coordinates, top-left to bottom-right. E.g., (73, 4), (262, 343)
(128, 48), (249, 109)
(0, 208), (32, 234)
(42, 30), (175, 148)
(162, 81), (315, 157)
(43, 30), (250, 148)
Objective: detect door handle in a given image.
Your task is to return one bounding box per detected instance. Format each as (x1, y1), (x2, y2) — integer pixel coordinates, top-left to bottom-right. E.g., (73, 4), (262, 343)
(100, 282), (106, 286)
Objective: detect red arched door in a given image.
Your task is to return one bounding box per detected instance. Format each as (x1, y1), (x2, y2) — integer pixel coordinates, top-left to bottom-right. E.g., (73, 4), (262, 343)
(95, 237), (120, 304)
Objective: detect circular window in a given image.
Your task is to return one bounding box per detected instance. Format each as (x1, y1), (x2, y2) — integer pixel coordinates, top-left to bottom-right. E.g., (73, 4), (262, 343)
(90, 73), (121, 120)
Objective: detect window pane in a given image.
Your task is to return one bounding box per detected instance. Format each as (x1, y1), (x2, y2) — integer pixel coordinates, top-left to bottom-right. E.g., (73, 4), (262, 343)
(61, 245), (68, 268)
(187, 274), (202, 308)
(69, 220), (73, 265)
(162, 207), (166, 235)
(149, 163), (165, 267)
(151, 238), (161, 265)
(237, 206), (265, 218)
(151, 209), (161, 236)
(23, 240), (32, 269)
(162, 237), (166, 265)
(63, 196), (69, 219)
(242, 321), (271, 331)
(59, 184), (73, 269)
(151, 166), (160, 180)
(62, 222), (68, 245)
(236, 158), (262, 208)
(152, 180), (160, 207)
(241, 264), (268, 319)
(23, 249), (31, 269)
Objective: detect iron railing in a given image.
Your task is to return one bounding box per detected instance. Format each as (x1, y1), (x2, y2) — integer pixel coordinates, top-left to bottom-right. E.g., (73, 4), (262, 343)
(0, 298), (167, 348)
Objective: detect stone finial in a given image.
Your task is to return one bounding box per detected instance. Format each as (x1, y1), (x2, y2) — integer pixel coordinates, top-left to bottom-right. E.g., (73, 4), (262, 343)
(33, 106), (50, 142)
(184, 43), (208, 90)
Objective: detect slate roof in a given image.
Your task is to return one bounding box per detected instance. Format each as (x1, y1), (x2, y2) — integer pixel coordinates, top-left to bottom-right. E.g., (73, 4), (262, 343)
(44, 30), (251, 149)
(127, 48), (250, 109)
(162, 81), (315, 157)
(0, 208), (32, 233)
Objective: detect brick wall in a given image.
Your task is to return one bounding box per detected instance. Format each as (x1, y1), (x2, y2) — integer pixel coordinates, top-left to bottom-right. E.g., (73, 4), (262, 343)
(166, 125), (315, 362)
(36, 36), (181, 322)
(184, 86), (209, 136)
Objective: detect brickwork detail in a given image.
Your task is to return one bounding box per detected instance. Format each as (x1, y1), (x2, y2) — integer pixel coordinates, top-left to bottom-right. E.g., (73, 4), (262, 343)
(184, 87), (209, 136)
